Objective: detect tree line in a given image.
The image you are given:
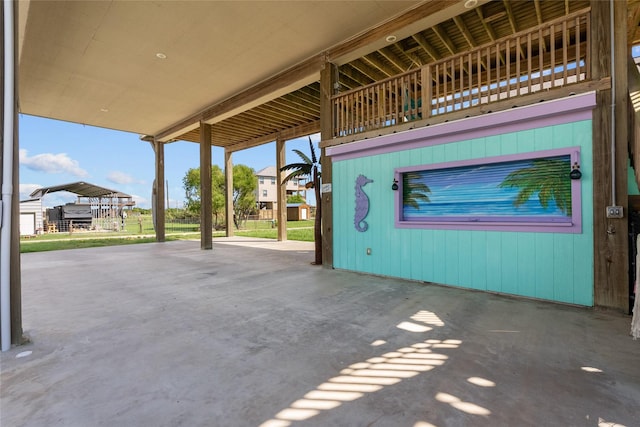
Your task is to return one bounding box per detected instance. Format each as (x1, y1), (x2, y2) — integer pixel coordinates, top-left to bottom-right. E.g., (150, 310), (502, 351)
(182, 164), (257, 228)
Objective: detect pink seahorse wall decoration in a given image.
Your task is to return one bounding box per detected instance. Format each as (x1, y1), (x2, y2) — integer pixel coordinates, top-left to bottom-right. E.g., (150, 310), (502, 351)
(354, 174), (373, 232)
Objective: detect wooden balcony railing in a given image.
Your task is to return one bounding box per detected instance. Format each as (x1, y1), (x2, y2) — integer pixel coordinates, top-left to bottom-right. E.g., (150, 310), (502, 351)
(332, 9), (591, 138)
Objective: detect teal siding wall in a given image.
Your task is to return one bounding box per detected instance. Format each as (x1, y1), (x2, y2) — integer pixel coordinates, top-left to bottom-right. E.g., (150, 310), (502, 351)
(333, 120), (594, 306)
(628, 159), (640, 195)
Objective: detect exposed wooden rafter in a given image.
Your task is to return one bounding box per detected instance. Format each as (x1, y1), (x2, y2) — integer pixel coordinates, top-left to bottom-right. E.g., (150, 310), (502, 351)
(412, 32), (441, 61)
(361, 54), (395, 78)
(475, 6), (498, 41)
(453, 15), (477, 48)
(503, 0), (518, 34)
(378, 47), (410, 73)
(432, 24), (457, 55)
(534, 0), (543, 25)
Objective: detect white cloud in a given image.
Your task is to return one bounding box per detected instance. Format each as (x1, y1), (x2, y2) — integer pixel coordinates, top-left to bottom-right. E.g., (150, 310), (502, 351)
(19, 183), (42, 200)
(41, 192), (77, 209)
(131, 194), (149, 209)
(107, 170), (144, 185)
(19, 149), (88, 177)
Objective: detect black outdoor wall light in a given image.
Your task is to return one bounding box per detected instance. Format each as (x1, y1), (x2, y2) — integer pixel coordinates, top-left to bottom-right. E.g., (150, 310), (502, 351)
(391, 179), (399, 190)
(570, 162), (582, 180)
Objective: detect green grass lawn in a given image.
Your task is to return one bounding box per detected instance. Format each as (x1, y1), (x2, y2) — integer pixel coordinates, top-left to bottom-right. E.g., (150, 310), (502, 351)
(20, 218), (315, 253)
(233, 227), (314, 241)
(20, 236), (183, 253)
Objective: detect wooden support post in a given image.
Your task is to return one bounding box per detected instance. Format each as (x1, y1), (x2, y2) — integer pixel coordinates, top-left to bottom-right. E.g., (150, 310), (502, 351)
(590, 0), (628, 311)
(224, 149), (234, 237)
(320, 62), (336, 268)
(153, 137), (165, 242)
(200, 122), (212, 250)
(276, 137), (287, 241)
(422, 66), (431, 119)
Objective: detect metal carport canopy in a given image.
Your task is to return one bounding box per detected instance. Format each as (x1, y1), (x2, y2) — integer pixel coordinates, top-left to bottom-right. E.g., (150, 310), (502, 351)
(29, 182), (132, 199)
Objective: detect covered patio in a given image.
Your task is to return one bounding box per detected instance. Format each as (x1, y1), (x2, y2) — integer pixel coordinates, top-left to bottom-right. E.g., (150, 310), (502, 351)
(1, 240), (639, 426)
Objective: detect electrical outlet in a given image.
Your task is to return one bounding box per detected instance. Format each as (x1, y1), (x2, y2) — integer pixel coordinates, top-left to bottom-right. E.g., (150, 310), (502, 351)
(606, 206), (624, 218)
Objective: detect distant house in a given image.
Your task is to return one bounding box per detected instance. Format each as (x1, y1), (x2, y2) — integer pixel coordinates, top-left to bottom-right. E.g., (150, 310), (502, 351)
(19, 198), (43, 236)
(255, 166), (306, 219)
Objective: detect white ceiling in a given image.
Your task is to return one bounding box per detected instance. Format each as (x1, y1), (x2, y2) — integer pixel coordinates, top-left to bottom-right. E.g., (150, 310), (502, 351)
(18, 0), (424, 137)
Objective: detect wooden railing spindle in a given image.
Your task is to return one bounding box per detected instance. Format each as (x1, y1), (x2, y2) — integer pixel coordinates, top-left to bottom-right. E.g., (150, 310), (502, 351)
(330, 10), (591, 138)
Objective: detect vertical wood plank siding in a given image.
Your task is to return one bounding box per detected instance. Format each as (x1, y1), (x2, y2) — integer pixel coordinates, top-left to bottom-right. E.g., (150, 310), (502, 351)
(332, 10), (590, 138)
(332, 120), (594, 306)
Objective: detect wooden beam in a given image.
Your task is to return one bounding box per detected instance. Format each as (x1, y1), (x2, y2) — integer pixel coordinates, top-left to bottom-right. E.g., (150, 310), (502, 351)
(628, 0), (640, 46)
(281, 92), (319, 111)
(253, 103), (310, 124)
(503, 0), (518, 34)
(453, 15), (477, 48)
(284, 89), (320, 108)
(412, 32), (441, 61)
(432, 24), (457, 56)
(225, 121), (320, 153)
(270, 97), (319, 118)
(483, 11), (506, 24)
(361, 53), (395, 78)
(476, 7), (498, 41)
(153, 138), (165, 242)
(349, 58), (388, 82)
(199, 122), (212, 250)
(534, 0), (543, 25)
(397, 48), (424, 69)
(378, 46), (411, 73)
(224, 149), (234, 237)
(319, 62), (336, 268)
(339, 64), (374, 86)
(276, 137), (287, 242)
(327, 0), (459, 62)
(590, 0), (629, 311)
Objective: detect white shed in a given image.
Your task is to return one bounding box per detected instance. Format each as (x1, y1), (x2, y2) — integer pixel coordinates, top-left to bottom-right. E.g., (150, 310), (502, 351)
(20, 198), (43, 236)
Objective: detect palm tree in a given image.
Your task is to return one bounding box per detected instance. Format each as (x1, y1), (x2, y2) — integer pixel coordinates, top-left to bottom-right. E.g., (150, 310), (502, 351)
(402, 172), (431, 210)
(281, 137), (322, 265)
(498, 158), (571, 215)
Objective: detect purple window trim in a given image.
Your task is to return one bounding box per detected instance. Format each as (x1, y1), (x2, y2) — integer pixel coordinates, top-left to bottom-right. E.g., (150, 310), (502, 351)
(327, 91), (595, 162)
(394, 147), (582, 234)
(403, 216), (572, 224)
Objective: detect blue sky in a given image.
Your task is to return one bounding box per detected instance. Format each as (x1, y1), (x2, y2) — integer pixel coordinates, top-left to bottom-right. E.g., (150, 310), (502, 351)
(19, 115), (319, 209)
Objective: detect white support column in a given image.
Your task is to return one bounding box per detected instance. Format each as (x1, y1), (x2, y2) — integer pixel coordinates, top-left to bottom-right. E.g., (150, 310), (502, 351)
(1, 0), (21, 351)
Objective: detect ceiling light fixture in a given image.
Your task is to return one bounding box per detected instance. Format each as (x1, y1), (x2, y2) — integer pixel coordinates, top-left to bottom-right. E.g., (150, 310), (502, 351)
(155, 52), (167, 59)
(100, 108), (109, 113)
(464, 0), (478, 8)
(385, 35), (397, 43)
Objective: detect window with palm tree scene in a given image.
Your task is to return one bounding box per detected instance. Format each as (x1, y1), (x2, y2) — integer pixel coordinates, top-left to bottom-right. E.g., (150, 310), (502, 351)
(395, 148), (582, 233)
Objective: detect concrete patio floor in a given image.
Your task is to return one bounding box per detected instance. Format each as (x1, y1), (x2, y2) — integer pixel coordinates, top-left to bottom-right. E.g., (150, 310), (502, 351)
(1, 238), (639, 427)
